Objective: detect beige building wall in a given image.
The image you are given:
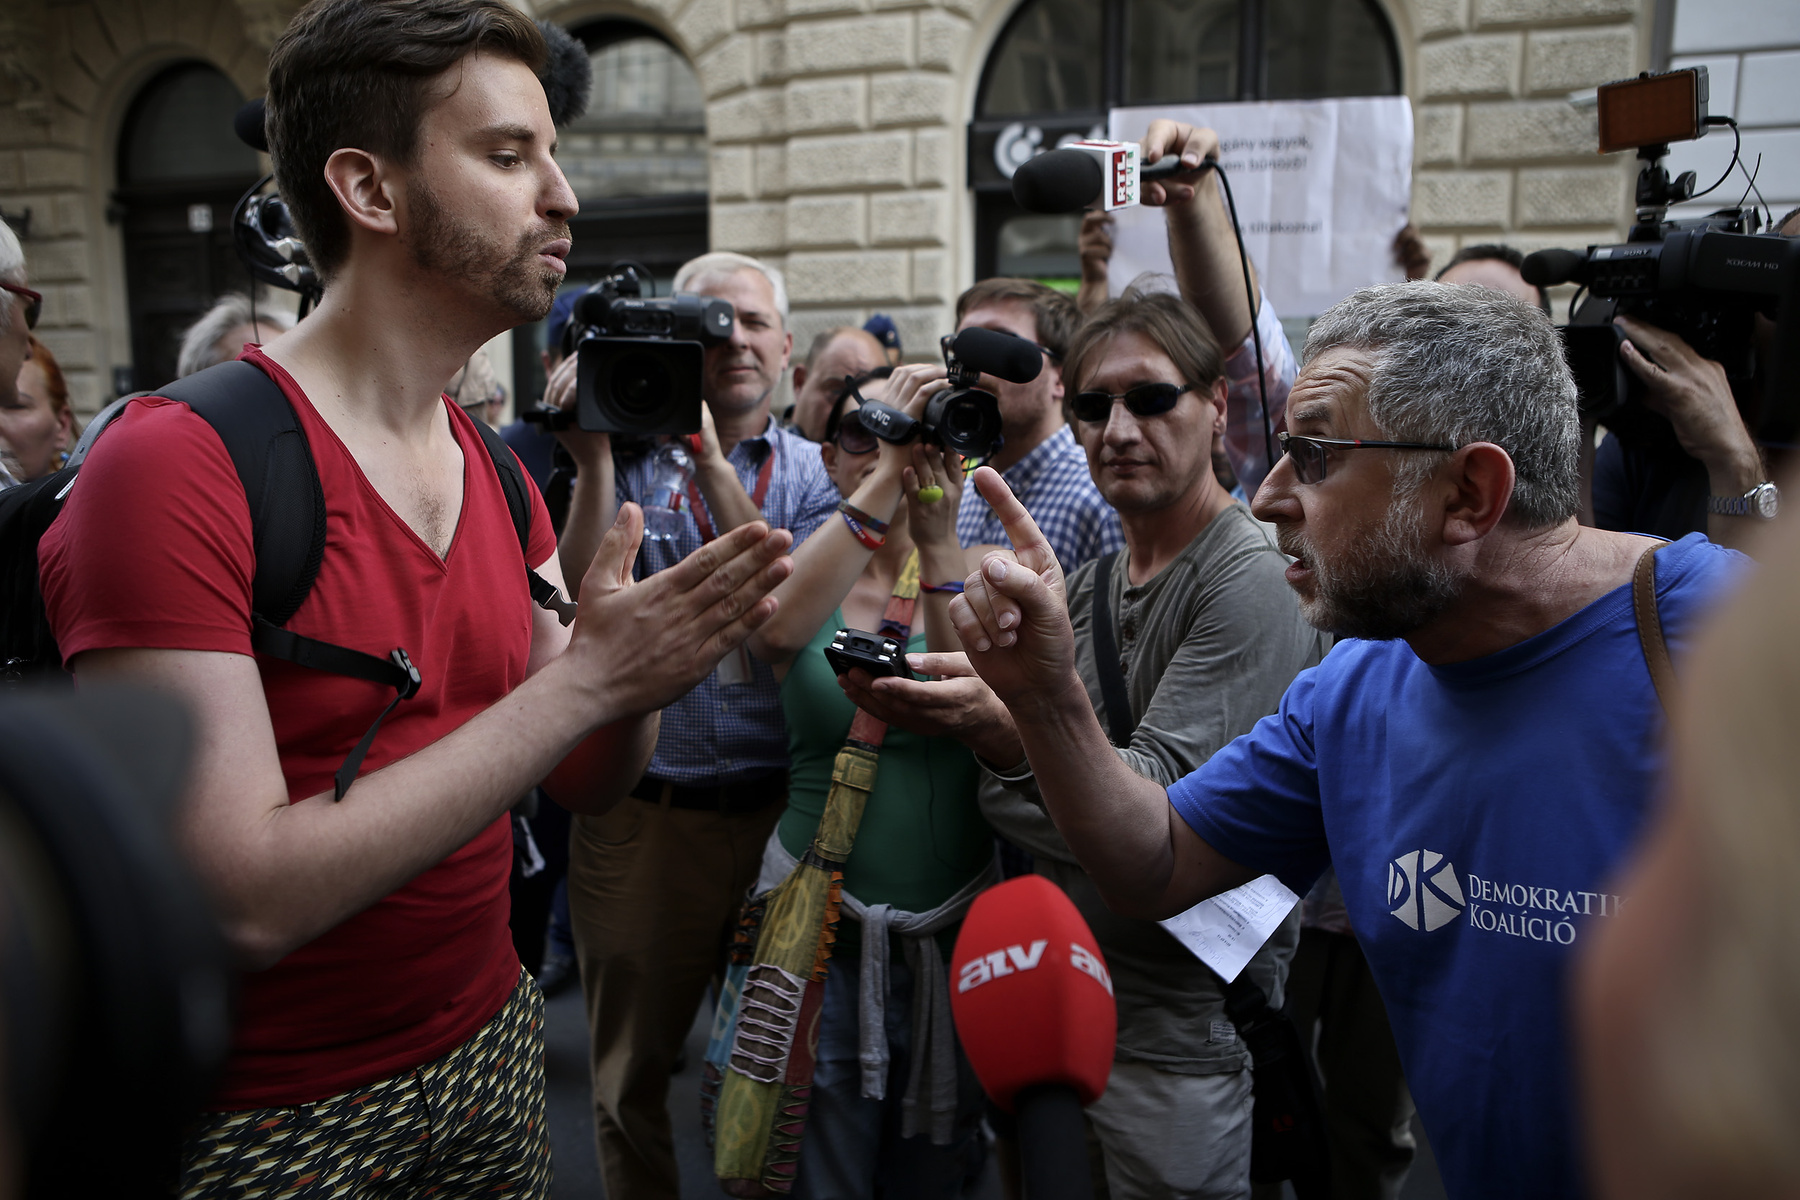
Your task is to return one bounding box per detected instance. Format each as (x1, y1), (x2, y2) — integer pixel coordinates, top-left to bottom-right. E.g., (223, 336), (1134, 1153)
(0, 0), (1657, 417)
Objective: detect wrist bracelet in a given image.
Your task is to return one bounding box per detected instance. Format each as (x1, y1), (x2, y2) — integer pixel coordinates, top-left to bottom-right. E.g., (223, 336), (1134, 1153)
(920, 581), (965, 594)
(836, 499), (890, 536)
(839, 508), (886, 549)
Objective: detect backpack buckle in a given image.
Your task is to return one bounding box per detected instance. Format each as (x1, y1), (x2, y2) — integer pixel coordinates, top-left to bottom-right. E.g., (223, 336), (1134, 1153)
(389, 647), (422, 700)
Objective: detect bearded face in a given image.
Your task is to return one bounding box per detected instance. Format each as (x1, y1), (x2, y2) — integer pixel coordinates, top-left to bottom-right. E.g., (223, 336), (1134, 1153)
(405, 176), (566, 324)
(1278, 489), (1468, 641)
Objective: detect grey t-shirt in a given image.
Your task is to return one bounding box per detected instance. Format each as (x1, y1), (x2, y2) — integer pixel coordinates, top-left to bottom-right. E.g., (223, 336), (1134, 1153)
(982, 503), (1330, 1074)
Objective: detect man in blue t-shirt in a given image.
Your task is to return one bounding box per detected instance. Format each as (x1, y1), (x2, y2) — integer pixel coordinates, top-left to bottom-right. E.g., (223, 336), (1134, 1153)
(931, 283), (1745, 1200)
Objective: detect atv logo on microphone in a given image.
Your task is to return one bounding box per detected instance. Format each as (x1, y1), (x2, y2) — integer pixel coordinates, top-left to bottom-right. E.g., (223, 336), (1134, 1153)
(1388, 850), (1466, 932)
(958, 940), (1113, 995)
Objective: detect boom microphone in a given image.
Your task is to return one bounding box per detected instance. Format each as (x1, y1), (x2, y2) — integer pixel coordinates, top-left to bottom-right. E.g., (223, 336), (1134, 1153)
(951, 876), (1116, 1200)
(948, 326), (1043, 385)
(233, 97), (267, 153)
(1012, 144), (1216, 214)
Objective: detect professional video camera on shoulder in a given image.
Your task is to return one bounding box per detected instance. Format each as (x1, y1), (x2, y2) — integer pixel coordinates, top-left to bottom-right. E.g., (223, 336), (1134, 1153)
(1521, 68), (1800, 446)
(853, 326), (1039, 461)
(534, 263), (735, 436)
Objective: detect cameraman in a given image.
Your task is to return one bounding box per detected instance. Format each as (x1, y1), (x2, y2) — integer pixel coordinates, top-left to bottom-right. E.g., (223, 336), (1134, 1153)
(556, 250), (841, 1200)
(1590, 207), (1797, 552)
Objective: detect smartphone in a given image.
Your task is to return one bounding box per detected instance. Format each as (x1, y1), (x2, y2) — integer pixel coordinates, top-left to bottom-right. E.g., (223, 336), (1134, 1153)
(823, 628), (914, 680)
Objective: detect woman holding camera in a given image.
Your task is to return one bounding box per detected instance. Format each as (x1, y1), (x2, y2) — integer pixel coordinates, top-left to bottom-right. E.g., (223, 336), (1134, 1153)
(739, 365), (997, 1198)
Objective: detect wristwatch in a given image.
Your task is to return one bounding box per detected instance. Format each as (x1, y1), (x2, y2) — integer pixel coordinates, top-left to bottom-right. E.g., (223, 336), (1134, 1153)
(1707, 481), (1781, 519)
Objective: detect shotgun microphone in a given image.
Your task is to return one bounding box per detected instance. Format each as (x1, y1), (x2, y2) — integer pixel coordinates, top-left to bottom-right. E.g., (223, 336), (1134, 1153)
(950, 876), (1116, 1200)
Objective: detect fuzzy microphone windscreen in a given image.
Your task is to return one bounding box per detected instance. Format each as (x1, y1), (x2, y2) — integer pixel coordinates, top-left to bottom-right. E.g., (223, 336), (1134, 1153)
(537, 20), (593, 128)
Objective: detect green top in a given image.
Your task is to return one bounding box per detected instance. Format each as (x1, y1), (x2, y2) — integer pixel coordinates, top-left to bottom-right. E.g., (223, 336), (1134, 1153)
(778, 612), (992, 959)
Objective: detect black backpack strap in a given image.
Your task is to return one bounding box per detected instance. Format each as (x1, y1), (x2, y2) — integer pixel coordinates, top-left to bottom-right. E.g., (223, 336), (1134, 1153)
(1089, 552), (1135, 748)
(467, 417), (576, 627)
(163, 361), (419, 800)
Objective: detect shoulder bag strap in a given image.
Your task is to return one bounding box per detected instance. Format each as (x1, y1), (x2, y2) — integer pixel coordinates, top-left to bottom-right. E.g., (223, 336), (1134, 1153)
(1090, 551), (1134, 748)
(1633, 542), (1676, 717)
(468, 415), (577, 626)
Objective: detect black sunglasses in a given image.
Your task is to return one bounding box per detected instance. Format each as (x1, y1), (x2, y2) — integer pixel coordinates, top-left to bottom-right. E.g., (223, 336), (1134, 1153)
(1, 282), (41, 331)
(1072, 382), (1196, 424)
(831, 405), (880, 455)
(1277, 432), (1457, 485)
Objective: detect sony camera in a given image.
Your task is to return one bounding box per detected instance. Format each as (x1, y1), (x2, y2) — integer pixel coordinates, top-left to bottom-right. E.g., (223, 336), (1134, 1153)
(855, 326), (1035, 461)
(1521, 68), (1800, 447)
(541, 264), (735, 436)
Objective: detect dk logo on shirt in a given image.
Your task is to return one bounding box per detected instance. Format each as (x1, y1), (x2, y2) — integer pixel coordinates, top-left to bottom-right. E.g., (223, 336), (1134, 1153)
(1388, 850), (1466, 932)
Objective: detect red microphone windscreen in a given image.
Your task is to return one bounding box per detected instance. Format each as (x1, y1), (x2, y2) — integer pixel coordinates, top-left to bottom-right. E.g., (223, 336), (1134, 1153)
(950, 875), (1116, 1112)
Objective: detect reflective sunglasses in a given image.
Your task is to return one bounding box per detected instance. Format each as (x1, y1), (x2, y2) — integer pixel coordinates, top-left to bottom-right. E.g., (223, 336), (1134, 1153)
(1277, 432), (1457, 485)
(1071, 382), (1196, 424)
(1, 282), (41, 330)
(832, 407), (880, 456)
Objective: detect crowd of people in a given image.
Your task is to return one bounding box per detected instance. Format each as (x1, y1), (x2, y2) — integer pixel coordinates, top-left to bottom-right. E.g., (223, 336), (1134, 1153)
(2, 0), (1797, 1198)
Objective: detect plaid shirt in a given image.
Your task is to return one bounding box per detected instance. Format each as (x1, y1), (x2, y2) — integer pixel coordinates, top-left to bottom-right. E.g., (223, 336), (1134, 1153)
(616, 419), (838, 785)
(955, 296), (1297, 570)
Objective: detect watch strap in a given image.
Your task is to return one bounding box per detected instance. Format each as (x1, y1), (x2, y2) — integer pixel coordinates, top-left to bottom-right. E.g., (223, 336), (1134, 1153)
(1707, 482), (1777, 517)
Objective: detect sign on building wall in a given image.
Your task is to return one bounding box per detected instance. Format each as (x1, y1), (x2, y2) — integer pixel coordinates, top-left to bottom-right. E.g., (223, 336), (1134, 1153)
(1106, 97), (1415, 318)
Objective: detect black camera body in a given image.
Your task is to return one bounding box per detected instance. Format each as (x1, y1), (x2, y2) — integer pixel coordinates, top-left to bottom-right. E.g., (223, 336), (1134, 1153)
(856, 326), (1035, 460)
(563, 266), (734, 436)
(823, 628), (914, 680)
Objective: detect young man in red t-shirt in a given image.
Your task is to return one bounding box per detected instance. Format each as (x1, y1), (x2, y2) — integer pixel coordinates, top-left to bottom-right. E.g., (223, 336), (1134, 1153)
(38, 1), (793, 1193)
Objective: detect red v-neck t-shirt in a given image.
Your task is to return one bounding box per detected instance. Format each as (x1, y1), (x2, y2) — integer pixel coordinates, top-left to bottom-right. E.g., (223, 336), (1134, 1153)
(39, 348), (557, 1108)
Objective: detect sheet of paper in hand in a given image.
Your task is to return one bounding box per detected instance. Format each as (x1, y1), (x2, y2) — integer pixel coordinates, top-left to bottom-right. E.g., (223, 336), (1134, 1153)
(1106, 97), (1414, 318)
(1158, 874), (1301, 983)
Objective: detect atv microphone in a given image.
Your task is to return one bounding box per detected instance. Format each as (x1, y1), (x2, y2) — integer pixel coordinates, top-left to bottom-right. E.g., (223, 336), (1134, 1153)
(1011, 143), (1217, 214)
(951, 876), (1116, 1200)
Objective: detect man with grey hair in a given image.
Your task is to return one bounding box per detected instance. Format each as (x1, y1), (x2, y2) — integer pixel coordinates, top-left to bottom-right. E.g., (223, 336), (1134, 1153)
(175, 292), (295, 379)
(920, 282), (1745, 1200)
(0, 217), (35, 411)
(556, 248), (839, 1200)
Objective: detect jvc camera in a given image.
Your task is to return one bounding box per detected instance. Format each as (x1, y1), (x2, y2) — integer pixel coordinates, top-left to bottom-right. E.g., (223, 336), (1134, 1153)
(856, 326), (1035, 460)
(549, 264), (734, 436)
(1521, 68), (1800, 447)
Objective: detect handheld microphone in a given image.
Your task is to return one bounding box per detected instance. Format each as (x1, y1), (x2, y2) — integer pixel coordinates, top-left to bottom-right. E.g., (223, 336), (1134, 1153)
(1012, 143), (1218, 214)
(951, 876), (1116, 1200)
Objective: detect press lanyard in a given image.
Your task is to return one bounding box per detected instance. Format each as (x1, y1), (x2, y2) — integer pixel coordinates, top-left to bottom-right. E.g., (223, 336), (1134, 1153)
(685, 435), (775, 543)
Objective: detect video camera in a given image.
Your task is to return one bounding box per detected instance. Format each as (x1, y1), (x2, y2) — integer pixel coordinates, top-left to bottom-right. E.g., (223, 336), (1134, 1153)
(1521, 68), (1800, 447)
(531, 264), (735, 437)
(854, 326), (1033, 461)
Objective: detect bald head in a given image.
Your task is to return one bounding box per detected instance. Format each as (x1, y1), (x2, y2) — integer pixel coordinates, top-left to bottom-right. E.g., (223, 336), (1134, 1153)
(792, 326), (886, 440)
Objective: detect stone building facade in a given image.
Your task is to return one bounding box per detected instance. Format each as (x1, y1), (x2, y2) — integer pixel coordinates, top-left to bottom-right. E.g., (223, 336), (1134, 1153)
(0, 0), (1723, 416)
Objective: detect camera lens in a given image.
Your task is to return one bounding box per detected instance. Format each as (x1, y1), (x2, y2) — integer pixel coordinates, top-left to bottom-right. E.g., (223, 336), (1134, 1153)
(608, 351), (675, 420)
(925, 388), (1003, 458)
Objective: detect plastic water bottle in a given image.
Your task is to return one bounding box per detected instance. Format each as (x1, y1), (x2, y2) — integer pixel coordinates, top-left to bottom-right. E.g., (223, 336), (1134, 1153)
(642, 441), (693, 542)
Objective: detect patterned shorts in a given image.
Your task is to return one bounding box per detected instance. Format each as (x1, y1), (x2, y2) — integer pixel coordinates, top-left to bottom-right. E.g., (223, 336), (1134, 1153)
(181, 971), (550, 1200)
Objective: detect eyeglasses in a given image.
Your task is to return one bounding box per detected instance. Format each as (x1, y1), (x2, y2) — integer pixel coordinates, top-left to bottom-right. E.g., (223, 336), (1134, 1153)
(1072, 382), (1196, 424)
(832, 408), (880, 456)
(1277, 432), (1458, 485)
(0, 283), (41, 330)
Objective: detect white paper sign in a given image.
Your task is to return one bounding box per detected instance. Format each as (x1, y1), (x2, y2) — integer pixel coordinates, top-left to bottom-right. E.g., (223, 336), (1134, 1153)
(1107, 98), (1415, 317)
(1158, 874), (1301, 983)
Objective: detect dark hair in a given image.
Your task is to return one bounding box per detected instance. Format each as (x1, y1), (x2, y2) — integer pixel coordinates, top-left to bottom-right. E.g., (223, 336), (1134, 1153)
(822, 366), (894, 443)
(1435, 244), (1550, 315)
(955, 278), (1082, 361)
(1061, 288), (1223, 409)
(266, 0), (547, 282)
(1778, 206), (1800, 235)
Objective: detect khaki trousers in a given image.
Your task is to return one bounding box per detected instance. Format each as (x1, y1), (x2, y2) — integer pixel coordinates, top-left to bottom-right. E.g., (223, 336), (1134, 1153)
(567, 792), (783, 1200)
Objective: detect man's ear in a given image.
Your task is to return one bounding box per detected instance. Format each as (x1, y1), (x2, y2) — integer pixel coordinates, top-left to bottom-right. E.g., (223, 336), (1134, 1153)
(1207, 378), (1227, 435)
(820, 440), (838, 473)
(1440, 442), (1516, 546)
(322, 147), (400, 238)
(792, 363), (809, 392)
(779, 329), (794, 374)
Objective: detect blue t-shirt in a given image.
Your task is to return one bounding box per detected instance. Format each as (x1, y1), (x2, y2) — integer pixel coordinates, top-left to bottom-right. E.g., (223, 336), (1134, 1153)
(1169, 533), (1742, 1200)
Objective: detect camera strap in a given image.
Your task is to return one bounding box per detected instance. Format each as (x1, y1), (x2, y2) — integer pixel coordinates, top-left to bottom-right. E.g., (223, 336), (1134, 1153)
(685, 437), (775, 543)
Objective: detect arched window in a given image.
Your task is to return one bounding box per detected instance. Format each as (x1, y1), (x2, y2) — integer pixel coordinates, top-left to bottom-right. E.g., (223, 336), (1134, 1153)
(969, 0), (1399, 283)
(115, 62), (261, 392)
